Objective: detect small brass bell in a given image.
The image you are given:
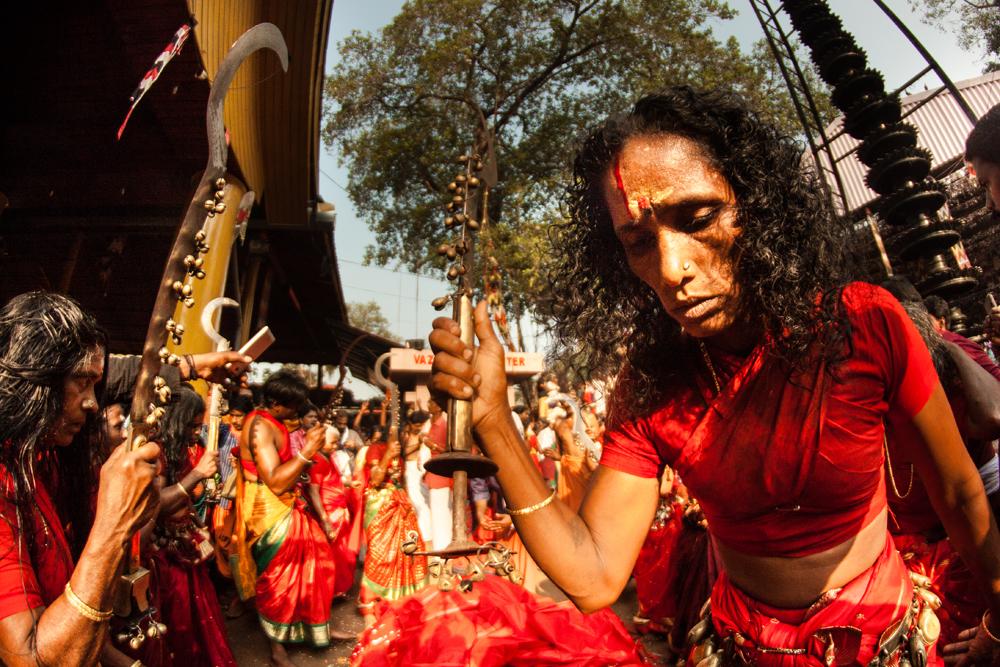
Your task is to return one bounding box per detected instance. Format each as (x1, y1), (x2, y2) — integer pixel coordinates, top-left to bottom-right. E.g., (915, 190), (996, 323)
(468, 176), (480, 187)
(129, 634), (145, 650)
(438, 577), (453, 591)
(154, 622), (168, 637)
(916, 587), (941, 610)
(195, 230), (207, 242)
(457, 265), (467, 275)
(203, 199), (216, 211)
(172, 280), (184, 293)
(158, 347), (171, 361)
(167, 353), (181, 366)
(447, 182), (457, 192)
(446, 266), (460, 280)
(687, 618), (711, 646)
(466, 218), (480, 230)
(692, 638), (716, 663)
(454, 213), (468, 224)
(146, 624), (160, 639)
(695, 654), (722, 667)
(431, 296), (450, 310)
(215, 177), (227, 190)
(446, 246), (457, 260)
(457, 154), (469, 163)
(214, 202), (226, 214)
(444, 216), (455, 227)
(452, 195), (464, 205)
(455, 174), (467, 183)
(917, 607), (941, 644)
(401, 539), (418, 556)
(154, 376), (166, 388)
(215, 189), (226, 201)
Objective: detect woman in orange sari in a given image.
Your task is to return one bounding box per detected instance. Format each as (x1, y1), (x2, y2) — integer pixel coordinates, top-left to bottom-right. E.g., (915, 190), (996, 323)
(357, 424), (428, 626)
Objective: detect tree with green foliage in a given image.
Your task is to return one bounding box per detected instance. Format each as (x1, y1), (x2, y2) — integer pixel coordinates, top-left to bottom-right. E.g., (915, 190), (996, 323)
(347, 301), (397, 340)
(323, 0), (831, 315)
(909, 0), (999, 72)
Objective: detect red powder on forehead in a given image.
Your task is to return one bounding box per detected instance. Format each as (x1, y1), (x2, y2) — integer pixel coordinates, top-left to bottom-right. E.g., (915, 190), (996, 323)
(637, 195), (650, 211)
(613, 158), (634, 221)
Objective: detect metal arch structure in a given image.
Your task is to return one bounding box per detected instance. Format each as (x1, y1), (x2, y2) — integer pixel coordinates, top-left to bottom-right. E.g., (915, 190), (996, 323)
(748, 0), (851, 215)
(747, 0), (979, 219)
(748, 0), (983, 322)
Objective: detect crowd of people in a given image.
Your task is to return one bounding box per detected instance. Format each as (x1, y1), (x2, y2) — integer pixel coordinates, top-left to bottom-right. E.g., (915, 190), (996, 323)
(0, 91), (998, 667)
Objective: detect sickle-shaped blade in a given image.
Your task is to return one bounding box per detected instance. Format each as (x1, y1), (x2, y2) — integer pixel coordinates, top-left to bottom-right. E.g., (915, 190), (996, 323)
(201, 297), (240, 350)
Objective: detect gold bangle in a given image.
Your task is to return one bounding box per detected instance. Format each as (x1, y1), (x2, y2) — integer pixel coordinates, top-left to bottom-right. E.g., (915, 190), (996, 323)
(508, 490), (556, 516)
(130, 661), (145, 667)
(63, 582), (113, 622)
(176, 482), (190, 498)
(982, 611), (1000, 644)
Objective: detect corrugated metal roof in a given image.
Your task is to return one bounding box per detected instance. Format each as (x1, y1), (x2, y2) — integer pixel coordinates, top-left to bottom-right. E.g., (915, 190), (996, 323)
(816, 71), (1000, 214)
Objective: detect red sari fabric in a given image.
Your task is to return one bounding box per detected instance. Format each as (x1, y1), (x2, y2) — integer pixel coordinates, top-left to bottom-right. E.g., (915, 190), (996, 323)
(309, 452), (357, 596)
(0, 477), (74, 620)
(148, 545), (236, 666)
(710, 537), (938, 666)
(151, 454), (236, 667)
(603, 283), (936, 558)
(633, 496), (686, 634)
(350, 575), (644, 667)
(237, 410), (337, 645)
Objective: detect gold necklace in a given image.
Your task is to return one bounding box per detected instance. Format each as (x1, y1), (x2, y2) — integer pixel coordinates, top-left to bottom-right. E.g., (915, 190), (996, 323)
(698, 340), (722, 395)
(883, 435), (913, 499)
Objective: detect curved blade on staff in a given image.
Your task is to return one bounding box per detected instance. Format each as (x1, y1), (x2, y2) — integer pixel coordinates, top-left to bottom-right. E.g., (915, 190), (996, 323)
(116, 23), (288, 645)
(200, 297), (240, 496)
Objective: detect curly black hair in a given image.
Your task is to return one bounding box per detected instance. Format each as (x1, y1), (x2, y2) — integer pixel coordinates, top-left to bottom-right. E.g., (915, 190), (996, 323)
(548, 86), (849, 418)
(966, 102), (1000, 164)
(160, 384), (205, 485)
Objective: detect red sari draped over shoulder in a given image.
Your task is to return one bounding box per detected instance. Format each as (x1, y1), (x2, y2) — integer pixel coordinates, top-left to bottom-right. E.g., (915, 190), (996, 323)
(350, 575), (645, 667)
(309, 452), (357, 596)
(233, 410), (337, 646)
(0, 474), (73, 620)
(359, 443), (427, 606)
(603, 283), (942, 666)
(150, 454), (236, 667)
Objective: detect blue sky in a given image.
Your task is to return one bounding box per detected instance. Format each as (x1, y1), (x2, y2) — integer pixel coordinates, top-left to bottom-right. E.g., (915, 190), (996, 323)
(320, 0), (987, 350)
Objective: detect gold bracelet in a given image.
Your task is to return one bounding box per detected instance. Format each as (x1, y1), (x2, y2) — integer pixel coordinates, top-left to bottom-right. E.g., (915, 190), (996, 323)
(508, 490), (556, 516)
(130, 660), (145, 667)
(176, 482), (190, 498)
(63, 582), (113, 622)
(982, 611), (1000, 644)
(296, 451), (313, 465)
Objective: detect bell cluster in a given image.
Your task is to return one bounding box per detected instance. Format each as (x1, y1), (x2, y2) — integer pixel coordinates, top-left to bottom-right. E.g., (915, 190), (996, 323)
(148, 177), (226, 427)
(432, 154), (485, 311)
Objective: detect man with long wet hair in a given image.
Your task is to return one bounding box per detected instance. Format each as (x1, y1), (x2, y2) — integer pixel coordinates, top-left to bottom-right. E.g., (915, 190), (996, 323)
(430, 87), (1000, 664)
(0, 291), (159, 666)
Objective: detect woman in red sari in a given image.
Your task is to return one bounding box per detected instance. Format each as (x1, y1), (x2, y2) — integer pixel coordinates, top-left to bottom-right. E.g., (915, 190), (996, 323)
(151, 384), (236, 667)
(429, 87), (1000, 665)
(307, 431), (357, 597)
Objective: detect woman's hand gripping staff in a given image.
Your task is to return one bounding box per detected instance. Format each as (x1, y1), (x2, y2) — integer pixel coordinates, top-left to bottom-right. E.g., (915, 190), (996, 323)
(429, 302), (659, 612)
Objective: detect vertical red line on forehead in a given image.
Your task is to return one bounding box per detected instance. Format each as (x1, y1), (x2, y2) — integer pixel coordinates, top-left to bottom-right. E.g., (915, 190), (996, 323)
(613, 157), (635, 221)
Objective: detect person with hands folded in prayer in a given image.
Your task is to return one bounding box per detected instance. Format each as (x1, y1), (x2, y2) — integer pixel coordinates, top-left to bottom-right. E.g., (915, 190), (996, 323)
(429, 87), (1000, 666)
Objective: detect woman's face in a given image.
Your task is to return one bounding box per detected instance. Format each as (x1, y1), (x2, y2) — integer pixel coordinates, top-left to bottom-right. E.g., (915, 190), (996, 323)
(603, 133), (744, 344)
(188, 411), (205, 446)
(302, 409), (319, 430)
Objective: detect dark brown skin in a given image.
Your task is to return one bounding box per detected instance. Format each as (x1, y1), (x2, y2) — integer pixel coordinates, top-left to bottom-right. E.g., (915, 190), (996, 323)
(429, 133), (1000, 665)
(0, 350), (160, 667)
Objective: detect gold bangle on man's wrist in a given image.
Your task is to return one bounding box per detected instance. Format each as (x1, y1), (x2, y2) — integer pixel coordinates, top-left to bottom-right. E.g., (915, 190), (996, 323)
(64, 582), (113, 622)
(982, 611), (1000, 644)
(508, 490), (556, 516)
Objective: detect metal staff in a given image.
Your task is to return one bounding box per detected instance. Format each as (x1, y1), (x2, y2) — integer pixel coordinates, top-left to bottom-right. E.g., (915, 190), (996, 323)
(114, 23), (288, 649)
(200, 297), (241, 497)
